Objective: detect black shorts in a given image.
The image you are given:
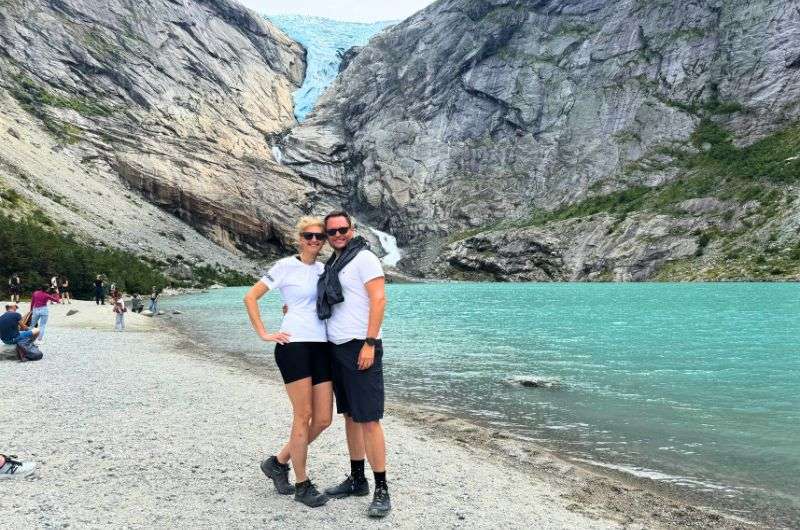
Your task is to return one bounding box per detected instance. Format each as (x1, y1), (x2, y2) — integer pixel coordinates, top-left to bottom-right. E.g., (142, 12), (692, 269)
(331, 339), (385, 423)
(274, 341), (332, 385)
(9, 286), (19, 295)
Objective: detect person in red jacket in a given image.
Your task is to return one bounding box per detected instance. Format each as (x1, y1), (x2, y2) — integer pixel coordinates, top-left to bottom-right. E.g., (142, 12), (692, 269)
(29, 284), (61, 343)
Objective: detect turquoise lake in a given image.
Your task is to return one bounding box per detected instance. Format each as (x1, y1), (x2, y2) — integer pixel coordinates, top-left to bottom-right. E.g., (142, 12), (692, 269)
(169, 283), (799, 525)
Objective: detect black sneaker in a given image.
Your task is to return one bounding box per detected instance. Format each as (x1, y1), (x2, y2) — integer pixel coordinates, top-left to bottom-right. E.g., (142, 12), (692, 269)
(367, 485), (391, 518)
(260, 456), (295, 495)
(325, 474), (369, 498)
(295, 480), (329, 508)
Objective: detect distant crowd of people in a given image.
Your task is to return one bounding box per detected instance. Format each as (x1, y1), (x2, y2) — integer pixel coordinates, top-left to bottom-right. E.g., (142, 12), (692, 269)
(7, 273), (71, 306)
(2, 273), (163, 350)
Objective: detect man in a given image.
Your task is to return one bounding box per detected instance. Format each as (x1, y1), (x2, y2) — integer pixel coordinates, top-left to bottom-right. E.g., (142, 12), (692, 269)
(317, 210), (391, 518)
(0, 303), (39, 360)
(93, 275), (105, 305)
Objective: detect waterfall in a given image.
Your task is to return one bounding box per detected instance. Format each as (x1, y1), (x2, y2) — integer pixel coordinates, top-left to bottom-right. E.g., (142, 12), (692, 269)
(369, 228), (402, 267)
(271, 146), (283, 164)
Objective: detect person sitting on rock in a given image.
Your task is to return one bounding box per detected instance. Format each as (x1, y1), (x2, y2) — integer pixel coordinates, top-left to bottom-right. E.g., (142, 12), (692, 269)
(0, 303), (39, 347)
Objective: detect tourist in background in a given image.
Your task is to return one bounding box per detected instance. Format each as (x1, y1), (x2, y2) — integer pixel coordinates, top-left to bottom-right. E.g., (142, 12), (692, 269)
(50, 275), (59, 297)
(94, 275), (104, 305)
(29, 284), (60, 343)
(131, 293), (144, 313)
(7, 274), (21, 304)
(60, 276), (71, 305)
(112, 289), (126, 332)
(0, 302), (39, 346)
(149, 286), (160, 314)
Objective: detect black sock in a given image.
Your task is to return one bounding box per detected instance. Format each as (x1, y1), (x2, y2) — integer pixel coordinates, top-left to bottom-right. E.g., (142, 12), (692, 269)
(275, 455), (289, 467)
(350, 459), (365, 479)
(373, 471), (387, 489)
(295, 479), (310, 487)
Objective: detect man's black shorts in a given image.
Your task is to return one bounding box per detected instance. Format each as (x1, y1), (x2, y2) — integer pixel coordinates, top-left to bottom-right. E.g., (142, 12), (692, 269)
(274, 342), (332, 385)
(331, 339), (384, 423)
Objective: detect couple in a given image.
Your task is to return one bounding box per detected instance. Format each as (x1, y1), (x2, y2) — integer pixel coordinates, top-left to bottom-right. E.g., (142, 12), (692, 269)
(243, 211), (390, 518)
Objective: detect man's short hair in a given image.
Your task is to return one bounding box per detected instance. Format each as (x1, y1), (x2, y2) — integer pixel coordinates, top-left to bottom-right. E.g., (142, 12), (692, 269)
(5, 303), (18, 310)
(324, 210), (353, 228)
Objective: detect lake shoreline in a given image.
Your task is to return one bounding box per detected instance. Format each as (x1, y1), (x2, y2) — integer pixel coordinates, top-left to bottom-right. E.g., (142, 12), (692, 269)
(2, 300), (621, 528)
(162, 307), (764, 529)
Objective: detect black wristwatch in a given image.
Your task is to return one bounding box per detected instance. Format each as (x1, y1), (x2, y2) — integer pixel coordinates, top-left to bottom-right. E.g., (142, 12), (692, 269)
(365, 337), (377, 346)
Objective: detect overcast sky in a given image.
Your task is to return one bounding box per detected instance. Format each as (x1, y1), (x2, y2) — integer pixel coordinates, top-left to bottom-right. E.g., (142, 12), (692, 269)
(236, 0), (436, 22)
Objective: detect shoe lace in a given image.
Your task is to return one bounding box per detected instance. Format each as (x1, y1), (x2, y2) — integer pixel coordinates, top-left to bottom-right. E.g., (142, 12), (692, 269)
(305, 481), (322, 496)
(374, 485), (389, 500)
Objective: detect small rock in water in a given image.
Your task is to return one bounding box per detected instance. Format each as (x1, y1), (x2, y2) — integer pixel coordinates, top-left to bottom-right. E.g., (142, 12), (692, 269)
(503, 375), (562, 389)
(142, 310), (154, 317)
(66, 309), (79, 316)
(157, 310), (165, 315)
(172, 310), (182, 315)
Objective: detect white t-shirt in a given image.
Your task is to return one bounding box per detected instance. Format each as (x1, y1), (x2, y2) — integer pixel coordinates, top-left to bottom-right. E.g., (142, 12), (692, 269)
(326, 249), (384, 345)
(260, 256), (327, 342)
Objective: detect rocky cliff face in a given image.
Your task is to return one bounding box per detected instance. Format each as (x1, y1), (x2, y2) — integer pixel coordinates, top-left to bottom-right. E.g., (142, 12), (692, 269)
(281, 0), (800, 280)
(0, 0), (322, 272)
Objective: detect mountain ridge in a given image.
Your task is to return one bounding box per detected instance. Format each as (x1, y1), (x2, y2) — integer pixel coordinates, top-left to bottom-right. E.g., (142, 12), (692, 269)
(280, 0), (800, 280)
(1, 0), (799, 283)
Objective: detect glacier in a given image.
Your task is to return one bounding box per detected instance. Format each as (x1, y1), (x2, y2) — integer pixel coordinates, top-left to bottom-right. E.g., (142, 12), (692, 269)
(265, 15), (393, 121)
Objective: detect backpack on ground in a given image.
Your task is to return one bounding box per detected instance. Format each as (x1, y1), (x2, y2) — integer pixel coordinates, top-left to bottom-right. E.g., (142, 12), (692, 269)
(16, 340), (43, 362)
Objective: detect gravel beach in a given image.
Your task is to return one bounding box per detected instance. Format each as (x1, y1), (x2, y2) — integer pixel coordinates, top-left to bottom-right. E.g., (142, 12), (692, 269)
(0, 301), (756, 529)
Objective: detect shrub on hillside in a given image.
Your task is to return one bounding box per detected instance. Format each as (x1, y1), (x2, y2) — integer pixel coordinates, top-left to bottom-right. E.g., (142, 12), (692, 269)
(0, 214), (167, 299)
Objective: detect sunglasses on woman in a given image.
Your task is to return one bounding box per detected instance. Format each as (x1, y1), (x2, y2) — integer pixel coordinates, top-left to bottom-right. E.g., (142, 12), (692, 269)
(325, 227), (350, 236)
(301, 232), (326, 241)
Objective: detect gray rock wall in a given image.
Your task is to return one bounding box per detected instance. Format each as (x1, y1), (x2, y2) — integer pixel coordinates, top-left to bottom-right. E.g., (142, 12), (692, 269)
(0, 0), (319, 267)
(280, 0), (800, 279)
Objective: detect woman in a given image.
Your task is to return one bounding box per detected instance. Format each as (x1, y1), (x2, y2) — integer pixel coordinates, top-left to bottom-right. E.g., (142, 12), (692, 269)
(244, 216), (332, 508)
(148, 286), (159, 314)
(60, 276), (71, 305)
(30, 284), (61, 343)
(112, 289), (126, 331)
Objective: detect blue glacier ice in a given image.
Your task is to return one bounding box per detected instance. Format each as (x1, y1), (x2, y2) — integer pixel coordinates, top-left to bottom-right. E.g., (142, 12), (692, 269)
(265, 15), (394, 121)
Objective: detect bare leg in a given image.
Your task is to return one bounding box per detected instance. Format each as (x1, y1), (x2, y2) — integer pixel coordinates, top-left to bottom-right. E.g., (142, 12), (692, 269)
(345, 415), (366, 461)
(276, 381), (333, 464)
(361, 421), (386, 473)
(283, 377), (313, 483)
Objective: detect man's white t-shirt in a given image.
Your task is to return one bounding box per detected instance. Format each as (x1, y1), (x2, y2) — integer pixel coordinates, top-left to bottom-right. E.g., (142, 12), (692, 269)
(326, 249), (384, 345)
(261, 256), (327, 342)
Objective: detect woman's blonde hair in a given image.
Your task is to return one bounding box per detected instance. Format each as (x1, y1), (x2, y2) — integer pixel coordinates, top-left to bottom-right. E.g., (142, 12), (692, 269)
(296, 216), (325, 235)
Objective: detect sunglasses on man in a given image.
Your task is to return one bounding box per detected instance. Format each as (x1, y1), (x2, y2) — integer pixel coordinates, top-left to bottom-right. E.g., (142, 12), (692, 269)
(325, 227), (350, 236)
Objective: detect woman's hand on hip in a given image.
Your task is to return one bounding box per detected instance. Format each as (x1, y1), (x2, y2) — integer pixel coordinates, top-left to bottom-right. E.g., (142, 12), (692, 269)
(260, 331), (291, 344)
